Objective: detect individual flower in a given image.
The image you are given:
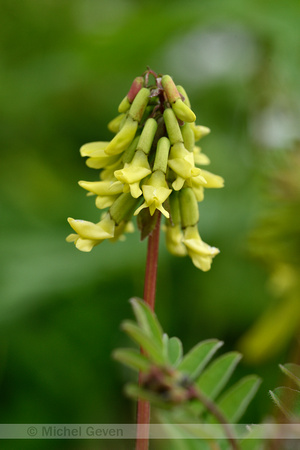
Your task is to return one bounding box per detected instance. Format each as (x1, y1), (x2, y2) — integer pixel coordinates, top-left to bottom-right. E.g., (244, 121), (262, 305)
(80, 142), (120, 169)
(134, 171), (172, 218)
(114, 150), (151, 198)
(193, 146), (210, 166)
(165, 223), (187, 256)
(104, 116), (138, 155)
(167, 143), (203, 191)
(66, 213), (115, 252)
(182, 225), (220, 271)
(78, 179), (124, 209)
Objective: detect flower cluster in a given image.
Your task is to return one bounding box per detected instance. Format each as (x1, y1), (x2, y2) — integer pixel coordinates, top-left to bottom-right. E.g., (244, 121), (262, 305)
(67, 70), (224, 270)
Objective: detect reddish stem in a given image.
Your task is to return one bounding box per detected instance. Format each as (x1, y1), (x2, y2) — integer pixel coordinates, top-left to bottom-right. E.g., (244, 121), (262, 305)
(143, 212), (161, 311)
(135, 212), (161, 450)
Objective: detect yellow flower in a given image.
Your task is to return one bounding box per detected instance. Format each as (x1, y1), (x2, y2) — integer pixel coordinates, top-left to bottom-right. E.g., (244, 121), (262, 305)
(66, 214), (115, 252)
(134, 171), (172, 218)
(190, 123), (210, 142)
(114, 150), (151, 198)
(80, 142), (119, 169)
(78, 180), (124, 209)
(104, 116), (138, 156)
(165, 223), (187, 257)
(167, 143), (202, 190)
(188, 170), (224, 189)
(99, 159), (123, 181)
(193, 146), (210, 166)
(182, 225), (220, 271)
(201, 170), (224, 188)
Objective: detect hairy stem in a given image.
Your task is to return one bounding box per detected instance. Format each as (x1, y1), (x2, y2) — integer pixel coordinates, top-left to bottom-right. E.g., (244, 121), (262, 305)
(136, 212), (161, 450)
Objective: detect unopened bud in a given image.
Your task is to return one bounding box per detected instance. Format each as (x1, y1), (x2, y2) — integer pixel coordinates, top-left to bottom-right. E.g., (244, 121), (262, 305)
(181, 123), (195, 152)
(153, 137), (171, 173)
(129, 87), (150, 122)
(136, 118), (158, 155)
(179, 188), (199, 228)
(110, 193), (140, 224)
(163, 108), (183, 145)
(161, 75), (181, 103)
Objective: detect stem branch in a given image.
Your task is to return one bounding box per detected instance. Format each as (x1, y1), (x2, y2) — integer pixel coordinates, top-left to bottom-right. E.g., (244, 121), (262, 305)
(191, 387), (240, 450)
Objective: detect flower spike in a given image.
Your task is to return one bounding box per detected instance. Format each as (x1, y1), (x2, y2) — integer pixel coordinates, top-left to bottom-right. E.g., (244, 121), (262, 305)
(67, 69), (223, 271)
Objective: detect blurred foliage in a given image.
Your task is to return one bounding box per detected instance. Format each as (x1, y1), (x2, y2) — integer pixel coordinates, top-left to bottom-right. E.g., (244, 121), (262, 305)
(239, 146), (300, 363)
(1, 0), (300, 449)
(115, 298), (261, 450)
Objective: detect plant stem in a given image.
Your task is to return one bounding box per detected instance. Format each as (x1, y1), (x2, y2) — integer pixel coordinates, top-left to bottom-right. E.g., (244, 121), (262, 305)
(136, 212), (161, 450)
(143, 212), (161, 311)
(191, 387), (240, 450)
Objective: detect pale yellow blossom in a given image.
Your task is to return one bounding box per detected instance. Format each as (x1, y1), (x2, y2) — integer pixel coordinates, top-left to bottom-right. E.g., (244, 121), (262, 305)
(134, 171), (172, 218)
(182, 225), (220, 271)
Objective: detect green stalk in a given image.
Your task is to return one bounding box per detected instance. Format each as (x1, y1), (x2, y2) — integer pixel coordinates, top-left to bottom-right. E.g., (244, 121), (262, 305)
(135, 212), (161, 450)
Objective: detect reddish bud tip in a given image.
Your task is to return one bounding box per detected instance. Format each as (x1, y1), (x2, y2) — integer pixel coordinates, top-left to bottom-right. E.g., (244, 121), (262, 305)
(127, 76), (144, 103)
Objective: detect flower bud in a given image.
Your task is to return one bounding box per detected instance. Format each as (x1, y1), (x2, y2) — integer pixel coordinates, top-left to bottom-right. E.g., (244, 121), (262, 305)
(118, 96), (131, 113)
(136, 118), (158, 155)
(179, 188), (199, 228)
(163, 108), (183, 145)
(172, 99), (196, 123)
(105, 116), (138, 155)
(176, 85), (191, 108)
(108, 113), (126, 133)
(110, 192), (140, 224)
(153, 137), (171, 173)
(127, 76), (144, 103)
(161, 75), (181, 102)
(118, 77), (145, 113)
(181, 123), (195, 152)
(128, 87), (150, 122)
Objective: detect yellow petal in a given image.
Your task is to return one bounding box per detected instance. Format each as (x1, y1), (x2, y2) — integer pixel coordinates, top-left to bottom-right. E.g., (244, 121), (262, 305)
(80, 142), (109, 157)
(75, 237), (102, 252)
(105, 117), (138, 155)
(165, 224), (187, 257)
(201, 170), (224, 188)
(95, 195), (118, 209)
(183, 226), (220, 271)
(79, 180), (124, 196)
(67, 215), (114, 240)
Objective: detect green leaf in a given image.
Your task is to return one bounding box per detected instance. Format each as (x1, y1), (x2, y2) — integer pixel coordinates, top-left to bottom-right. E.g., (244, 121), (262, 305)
(213, 375), (262, 423)
(112, 348), (151, 372)
(194, 351), (242, 414)
(270, 387), (300, 420)
(121, 320), (164, 364)
(178, 339), (223, 380)
(130, 298), (163, 349)
(167, 336), (183, 367)
(158, 422), (215, 449)
(279, 363), (300, 389)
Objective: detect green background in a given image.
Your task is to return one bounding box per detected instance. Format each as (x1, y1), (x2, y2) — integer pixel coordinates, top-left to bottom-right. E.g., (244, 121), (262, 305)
(1, 0), (300, 448)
